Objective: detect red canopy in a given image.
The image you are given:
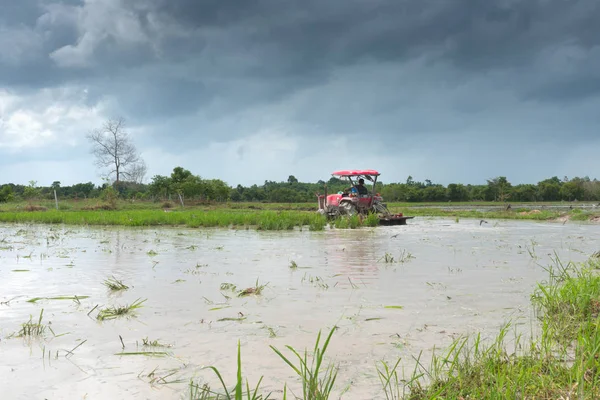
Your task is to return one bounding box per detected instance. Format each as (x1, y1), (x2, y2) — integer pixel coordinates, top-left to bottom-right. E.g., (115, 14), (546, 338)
(331, 169), (380, 177)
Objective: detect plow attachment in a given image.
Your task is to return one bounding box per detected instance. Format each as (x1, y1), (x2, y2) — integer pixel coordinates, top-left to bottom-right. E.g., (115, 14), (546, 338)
(378, 214), (414, 226)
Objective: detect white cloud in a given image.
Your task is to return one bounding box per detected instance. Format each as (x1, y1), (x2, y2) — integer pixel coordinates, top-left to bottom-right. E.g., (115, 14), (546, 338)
(0, 87), (104, 150)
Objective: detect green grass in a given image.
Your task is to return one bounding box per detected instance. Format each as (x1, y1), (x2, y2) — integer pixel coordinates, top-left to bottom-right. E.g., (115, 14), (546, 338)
(270, 327), (338, 400)
(404, 255), (600, 399)
(237, 280), (267, 297)
(103, 276), (129, 291)
(0, 209), (329, 231)
(27, 295), (89, 303)
(17, 309), (46, 337)
(1, 201), (599, 230)
(190, 328), (338, 400)
(190, 341), (271, 400)
(96, 298), (146, 321)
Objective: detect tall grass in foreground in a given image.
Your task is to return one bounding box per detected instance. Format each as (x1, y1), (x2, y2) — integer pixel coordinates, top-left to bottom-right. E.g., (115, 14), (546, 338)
(270, 328), (338, 400)
(190, 328), (338, 400)
(190, 256), (600, 399)
(405, 255), (600, 399)
(190, 341), (271, 400)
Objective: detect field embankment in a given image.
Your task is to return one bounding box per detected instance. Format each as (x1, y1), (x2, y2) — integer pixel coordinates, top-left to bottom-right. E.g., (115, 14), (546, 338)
(0, 200), (599, 229)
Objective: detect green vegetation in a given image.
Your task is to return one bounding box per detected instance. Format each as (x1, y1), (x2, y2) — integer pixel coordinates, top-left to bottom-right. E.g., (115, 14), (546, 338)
(0, 203), (598, 230)
(103, 276), (129, 291)
(237, 280), (268, 297)
(96, 298), (146, 321)
(406, 256), (600, 399)
(17, 309), (47, 337)
(190, 341), (270, 400)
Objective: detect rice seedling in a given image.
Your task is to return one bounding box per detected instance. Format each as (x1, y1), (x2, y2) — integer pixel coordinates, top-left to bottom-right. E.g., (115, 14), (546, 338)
(96, 298), (147, 321)
(217, 316), (247, 322)
(27, 295), (89, 303)
(379, 253), (395, 263)
(376, 358), (402, 400)
(115, 351), (170, 357)
(190, 341), (271, 400)
(289, 260), (298, 270)
(266, 326), (277, 338)
(141, 337), (170, 347)
(237, 280), (267, 297)
(17, 309), (46, 337)
(301, 274), (329, 290)
(103, 276), (129, 291)
(347, 277), (358, 289)
(220, 283), (237, 292)
(397, 249), (415, 263)
(139, 366), (183, 386)
(270, 326), (338, 400)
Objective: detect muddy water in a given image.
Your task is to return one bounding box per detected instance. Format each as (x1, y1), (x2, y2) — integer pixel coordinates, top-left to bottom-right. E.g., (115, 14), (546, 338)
(0, 219), (598, 399)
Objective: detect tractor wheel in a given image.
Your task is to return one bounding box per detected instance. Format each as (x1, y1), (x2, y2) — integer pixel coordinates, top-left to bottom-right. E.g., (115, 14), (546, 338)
(340, 201), (357, 216)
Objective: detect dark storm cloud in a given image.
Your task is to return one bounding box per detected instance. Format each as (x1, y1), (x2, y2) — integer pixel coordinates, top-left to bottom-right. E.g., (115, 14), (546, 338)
(2, 0), (600, 185)
(4, 0), (599, 94)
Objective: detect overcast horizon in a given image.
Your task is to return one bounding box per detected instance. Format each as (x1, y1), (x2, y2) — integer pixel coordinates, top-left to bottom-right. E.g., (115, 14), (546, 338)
(1, 0), (599, 187)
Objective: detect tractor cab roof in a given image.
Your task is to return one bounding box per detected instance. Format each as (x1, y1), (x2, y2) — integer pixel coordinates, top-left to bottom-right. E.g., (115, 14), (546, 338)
(331, 169), (380, 178)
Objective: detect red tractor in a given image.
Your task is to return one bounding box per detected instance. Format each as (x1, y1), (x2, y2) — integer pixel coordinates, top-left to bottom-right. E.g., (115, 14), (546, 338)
(316, 169), (414, 225)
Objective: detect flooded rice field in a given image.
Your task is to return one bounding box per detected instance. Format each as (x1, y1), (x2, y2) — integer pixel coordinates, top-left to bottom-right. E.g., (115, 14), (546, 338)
(1, 219), (599, 399)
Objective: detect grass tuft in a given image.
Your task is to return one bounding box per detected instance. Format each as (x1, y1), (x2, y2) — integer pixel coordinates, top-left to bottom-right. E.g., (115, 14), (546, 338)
(18, 309), (46, 337)
(96, 298), (147, 321)
(270, 326), (338, 400)
(405, 256), (600, 399)
(237, 280), (267, 297)
(103, 276), (129, 291)
(190, 341), (271, 400)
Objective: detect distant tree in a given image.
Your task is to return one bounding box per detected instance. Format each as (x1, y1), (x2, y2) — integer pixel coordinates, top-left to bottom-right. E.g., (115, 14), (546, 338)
(50, 181), (61, 196)
(0, 185), (14, 202)
(447, 183), (469, 202)
(149, 175), (172, 199)
(287, 175), (298, 184)
(23, 180), (40, 201)
(486, 176), (512, 202)
(560, 179), (584, 201)
(87, 118), (145, 184)
(171, 167), (193, 184)
(537, 178), (561, 201)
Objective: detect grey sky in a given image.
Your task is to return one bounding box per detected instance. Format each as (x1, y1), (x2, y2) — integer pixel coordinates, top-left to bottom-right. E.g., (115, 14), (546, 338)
(1, 0), (599, 187)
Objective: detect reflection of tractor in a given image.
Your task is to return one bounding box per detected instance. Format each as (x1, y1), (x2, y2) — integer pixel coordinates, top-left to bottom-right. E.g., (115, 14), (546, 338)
(316, 169), (414, 225)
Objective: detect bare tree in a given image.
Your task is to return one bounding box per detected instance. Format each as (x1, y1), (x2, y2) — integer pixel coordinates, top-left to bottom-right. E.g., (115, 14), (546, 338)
(87, 118), (145, 183)
(128, 159), (148, 184)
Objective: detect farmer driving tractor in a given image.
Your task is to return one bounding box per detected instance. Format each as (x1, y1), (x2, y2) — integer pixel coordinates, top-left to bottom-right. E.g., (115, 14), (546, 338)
(347, 178), (369, 196)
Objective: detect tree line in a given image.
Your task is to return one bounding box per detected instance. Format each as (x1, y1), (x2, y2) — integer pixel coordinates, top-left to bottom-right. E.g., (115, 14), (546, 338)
(2, 173), (600, 204)
(1, 118), (598, 204)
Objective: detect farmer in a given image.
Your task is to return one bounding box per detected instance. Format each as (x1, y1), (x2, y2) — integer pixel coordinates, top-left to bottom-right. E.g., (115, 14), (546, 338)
(348, 178), (369, 195)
